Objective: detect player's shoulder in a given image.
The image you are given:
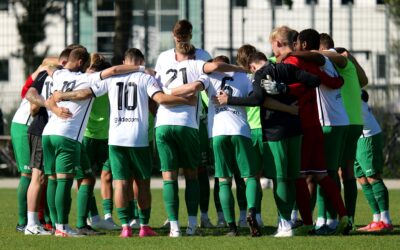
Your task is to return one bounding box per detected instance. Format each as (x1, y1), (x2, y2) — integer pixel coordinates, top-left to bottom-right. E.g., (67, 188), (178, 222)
(158, 49), (175, 59)
(195, 48), (212, 61)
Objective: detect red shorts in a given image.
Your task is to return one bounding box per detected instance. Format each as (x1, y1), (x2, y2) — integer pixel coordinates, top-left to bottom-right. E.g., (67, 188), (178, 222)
(300, 126), (327, 175)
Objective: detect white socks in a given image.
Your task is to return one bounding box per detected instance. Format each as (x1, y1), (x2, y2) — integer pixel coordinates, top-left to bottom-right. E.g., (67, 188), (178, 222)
(381, 211), (391, 224)
(27, 211), (39, 227)
(373, 213), (381, 222)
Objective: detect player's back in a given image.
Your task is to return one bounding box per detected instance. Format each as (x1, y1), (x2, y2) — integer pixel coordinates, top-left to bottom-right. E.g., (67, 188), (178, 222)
(207, 71), (252, 138)
(98, 71), (160, 147)
(43, 69), (96, 142)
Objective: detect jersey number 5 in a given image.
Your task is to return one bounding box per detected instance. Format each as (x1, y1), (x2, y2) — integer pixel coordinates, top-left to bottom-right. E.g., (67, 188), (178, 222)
(116, 82), (138, 111)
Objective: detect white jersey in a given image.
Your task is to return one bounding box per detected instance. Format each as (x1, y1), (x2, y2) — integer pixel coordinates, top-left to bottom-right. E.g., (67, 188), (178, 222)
(206, 72), (252, 138)
(91, 72), (161, 147)
(361, 101), (381, 137)
(155, 59), (209, 129)
(12, 98), (32, 125)
(316, 56), (350, 126)
(41, 75), (54, 117)
(42, 69), (99, 142)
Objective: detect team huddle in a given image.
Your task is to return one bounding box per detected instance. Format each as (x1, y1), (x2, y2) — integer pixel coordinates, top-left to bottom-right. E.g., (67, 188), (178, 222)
(10, 20), (392, 238)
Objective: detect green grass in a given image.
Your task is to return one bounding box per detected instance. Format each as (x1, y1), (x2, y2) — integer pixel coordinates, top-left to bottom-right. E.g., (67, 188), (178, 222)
(1, 188), (400, 249)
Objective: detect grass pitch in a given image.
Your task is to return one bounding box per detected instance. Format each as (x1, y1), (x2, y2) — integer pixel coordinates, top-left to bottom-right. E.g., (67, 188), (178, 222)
(0, 188), (399, 249)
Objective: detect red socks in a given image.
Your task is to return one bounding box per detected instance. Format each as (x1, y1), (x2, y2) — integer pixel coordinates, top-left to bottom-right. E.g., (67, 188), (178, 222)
(295, 178), (313, 225)
(318, 176), (347, 218)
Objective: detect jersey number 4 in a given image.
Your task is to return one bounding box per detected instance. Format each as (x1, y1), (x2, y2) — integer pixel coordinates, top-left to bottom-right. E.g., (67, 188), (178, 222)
(116, 82), (138, 111)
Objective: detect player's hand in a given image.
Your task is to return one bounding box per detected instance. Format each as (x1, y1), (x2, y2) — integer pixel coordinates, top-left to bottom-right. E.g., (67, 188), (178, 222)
(52, 91), (63, 102)
(53, 107), (72, 120)
(212, 90), (228, 106)
(260, 75), (287, 95)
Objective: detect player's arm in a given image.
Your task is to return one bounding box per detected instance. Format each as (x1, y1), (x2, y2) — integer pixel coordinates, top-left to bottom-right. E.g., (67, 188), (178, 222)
(99, 65), (145, 79)
(337, 48), (368, 87)
(263, 98), (298, 115)
(167, 80), (205, 97)
(203, 62), (246, 74)
(25, 87), (45, 107)
(279, 51), (325, 66)
(51, 89), (94, 102)
(44, 95), (72, 119)
(152, 92), (197, 106)
(30, 103), (41, 116)
(315, 50), (347, 68)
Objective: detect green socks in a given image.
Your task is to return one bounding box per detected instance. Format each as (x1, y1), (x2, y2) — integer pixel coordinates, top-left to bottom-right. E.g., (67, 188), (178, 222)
(139, 208), (151, 225)
(185, 179), (199, 217)
(117, 207), (129, 225)
(47, 179), (57, 226)
(371, 180), (389, 212)
(133, 199), (139, 219)
(198, 170), (210, 213)
(102, 198), (113, 215)
(273, 179), (295, 221)
(77, 184), (94, 228)
(245, 177), (257, 209)
(343, 179), (357, 223)
(17, 175), (30, 225)
(55, 178), (73, 224)
(361, 183), (380, 215)
(219, 180), (235, 224)
(163, 180), (179, 221)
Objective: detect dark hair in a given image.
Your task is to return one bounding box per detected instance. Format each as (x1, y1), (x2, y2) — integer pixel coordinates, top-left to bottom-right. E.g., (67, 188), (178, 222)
(124, 48), (145, 63)
(298, 29), (320, 50)
(69, 47), (90, 72)
(213, 55), (230, 64)
(90, 53), (111, 71)
(236, 44), (257, 70)
(320, 33), (335, 49)
(248, 52), (268, 64)
(289, 29), (299, 49)
(58, 48), (73, 60)
(173, 20), (192, 39)
(361, 89), (369, 102)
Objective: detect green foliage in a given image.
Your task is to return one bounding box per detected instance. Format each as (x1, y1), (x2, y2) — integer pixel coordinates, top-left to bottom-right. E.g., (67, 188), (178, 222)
(11, 1), (62, 77)
(386, 0), (400, 76)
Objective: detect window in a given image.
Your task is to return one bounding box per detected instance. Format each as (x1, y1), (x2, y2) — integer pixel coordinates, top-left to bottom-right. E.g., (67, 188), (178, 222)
(376, 0), (385, 4)
(133, 0), (155, 10)
(0, 0), (8, 11)
(161, 0), (178, 9)
(273, 0), (283, 6)
(235, 0), (247, 7)
(377, 54), (386, 79)
(0, 59), (9, 81)
(97, 37), (114, 53)
(341, 0), (354, 5)
(97, 0), (114, 11)
(97, 16), (115, 32)
(306, 0), (318, 4)
(160, 15), (179, 32)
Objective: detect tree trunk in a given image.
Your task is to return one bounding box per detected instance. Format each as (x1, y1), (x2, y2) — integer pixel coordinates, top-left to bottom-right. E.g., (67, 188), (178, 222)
(112, 0), (133, 65)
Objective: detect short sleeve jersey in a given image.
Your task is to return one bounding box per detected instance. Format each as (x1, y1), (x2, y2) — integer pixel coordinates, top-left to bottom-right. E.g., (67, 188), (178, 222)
(12, 99), (32, 126)
(84, 93), (110, 140)
(42, 70), (99, 143)
(361, 101), (381, 137)
(206, 72), (252, 138)
(337, 60), (363, 125)
(28, 71), (54, 136)
(91, 72), (161, 147)
(316, 56), (349, 126)
(155, 59), (209, 129)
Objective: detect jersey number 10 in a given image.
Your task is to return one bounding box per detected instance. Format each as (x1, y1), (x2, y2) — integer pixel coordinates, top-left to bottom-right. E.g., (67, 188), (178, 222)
(116, 82), (138, 111)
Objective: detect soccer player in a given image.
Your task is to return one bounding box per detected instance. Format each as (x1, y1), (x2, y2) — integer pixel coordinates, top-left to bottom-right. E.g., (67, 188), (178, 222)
(11, 63), (56, 232)
(214, 53), (321, 237)
(23, 47), (75, 235)
(319, 33), (367, 227)
(270, 27), (349, 235)
(154, 19), (213, 229)
(50, 48), (196, 238)
(355, 90), (393, 232)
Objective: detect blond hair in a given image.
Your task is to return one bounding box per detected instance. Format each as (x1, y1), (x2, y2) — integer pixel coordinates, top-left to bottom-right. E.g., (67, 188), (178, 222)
(269, 26), (293, 46)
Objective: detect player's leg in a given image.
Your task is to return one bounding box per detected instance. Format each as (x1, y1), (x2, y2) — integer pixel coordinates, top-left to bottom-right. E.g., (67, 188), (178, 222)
(213, 177), (226, 227)
(25, 134), (51, 235)
(156, 126), (181, 237)
(11, 122), (32, 231)
(251, 128), (264, 227)
(213, 135), (238, 236)
(233, 174), (248, 227)
(130, 146), (157, 237)
(233, 135), (261, 237)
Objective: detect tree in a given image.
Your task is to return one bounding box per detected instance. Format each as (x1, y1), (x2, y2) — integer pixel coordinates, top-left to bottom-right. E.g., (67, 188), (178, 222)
(11, 0), (62, 77)
(112, 0), (133, 65)
(386, 0), (400, 75)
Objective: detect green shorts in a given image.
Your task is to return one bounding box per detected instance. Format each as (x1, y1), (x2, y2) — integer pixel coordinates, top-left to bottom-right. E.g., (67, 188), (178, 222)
(354, 133), (384, 178)
(263, 135), (302, 180)
(42, 135), (80, 175)
(109, 145), (152, 180)
(251, 128), (263, 172)
(322, 125), (348, 171)
(10, 122), (31, 174)
(155, 125), (200, 172)
(341, 124), (363, 166)
(199, 121), (211, 166)
(82, 136), (110, 172)
(75, 145), (94, 180)
(212, 135), (258, 178)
